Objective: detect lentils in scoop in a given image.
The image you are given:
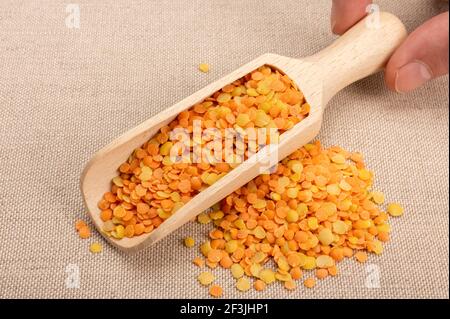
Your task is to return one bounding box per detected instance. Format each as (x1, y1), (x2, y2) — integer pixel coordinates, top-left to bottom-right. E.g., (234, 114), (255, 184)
(97, 66), (309, 239)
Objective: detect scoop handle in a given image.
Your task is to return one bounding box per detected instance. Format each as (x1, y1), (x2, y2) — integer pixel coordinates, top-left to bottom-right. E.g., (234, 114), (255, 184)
(307, 11), (407, 104)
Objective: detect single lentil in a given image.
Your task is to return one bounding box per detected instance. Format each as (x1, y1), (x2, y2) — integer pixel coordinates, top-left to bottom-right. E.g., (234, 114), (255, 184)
(184, 237), (195, 248)
(75, 219), (91, 239)
(209, 285), (223, 297)
(199, 63), (210, 73)
(304, 278), (316, 288)
(193, 257), (205, 267)
(355, 251), (368, 263)
(387, 203), (404, 217)
(316, 269), (328, 280)
(89, 242), (102, 254)
(198, 271), (215, 286)
(236, 277), (251, 292)
(231, 263), (244, 279)
(254, 279), (266, 291)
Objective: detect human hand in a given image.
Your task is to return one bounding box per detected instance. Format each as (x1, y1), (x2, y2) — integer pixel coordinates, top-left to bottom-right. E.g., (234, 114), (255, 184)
(331, 0), (449, 93)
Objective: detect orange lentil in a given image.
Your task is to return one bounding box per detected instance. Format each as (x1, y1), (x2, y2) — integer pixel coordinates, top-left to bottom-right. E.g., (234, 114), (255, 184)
(100, 209), (112, 222)
(328, 266), (338, 276)
(193, 257), (205, 267)
(209, 285), (223, 298)
(316, 269), (328, 280)
(78, 226), (90, 239)
(304, 278), (316, 288)
(355, 251), (368, 263)
(254, 279), (266, 291)
(284, 281), (296, 290)
(343, 247), (353, 258)
(378, 231), (390, 242)
(125, 225), (135, 237)
(134, 223), (145, 235)
(207, 249), (223, 263)
(178, 179), (191, 193)
(219, 254), (233, 269)
(290, 267), (303, 280)
(75, 220), (87, 231)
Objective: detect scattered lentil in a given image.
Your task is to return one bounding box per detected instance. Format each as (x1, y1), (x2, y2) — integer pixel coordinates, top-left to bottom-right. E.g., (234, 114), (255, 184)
(304, 278), (316, 288)
(184, 237), (195, 248)
(355, 251), (368, 263)
(231, 264), (244, 279)
(199, 63), (210, 73)
(187, 142), (404, 293)
(209, 285), (223, 297)
(284, 280), (296, 290)
(371, 191), (385, 204)
(236, 277), (251, 292)
(89, 242), (102, 254)
(198, 271), (215, 286)
(75, 220), (87, 231)
(387, 203), (404, 217)
(75, 220), (91, 239)
(316, 269), (328, 280)
(193, 257), (205, 267)
(254, 279), (266, 291)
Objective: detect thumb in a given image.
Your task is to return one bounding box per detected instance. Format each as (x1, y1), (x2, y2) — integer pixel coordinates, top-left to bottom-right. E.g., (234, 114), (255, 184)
(385, 11), (449, 93)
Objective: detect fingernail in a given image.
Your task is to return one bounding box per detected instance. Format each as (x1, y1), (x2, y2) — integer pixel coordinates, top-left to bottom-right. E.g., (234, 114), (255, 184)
(395, 61), (433, 93)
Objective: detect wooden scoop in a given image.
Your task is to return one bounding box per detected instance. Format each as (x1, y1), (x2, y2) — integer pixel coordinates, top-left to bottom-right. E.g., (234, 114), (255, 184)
(81, 12), (406, 253)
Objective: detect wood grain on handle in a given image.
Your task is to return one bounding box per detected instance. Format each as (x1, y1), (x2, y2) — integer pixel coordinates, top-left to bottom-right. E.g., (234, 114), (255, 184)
(304, 12), (407, 104)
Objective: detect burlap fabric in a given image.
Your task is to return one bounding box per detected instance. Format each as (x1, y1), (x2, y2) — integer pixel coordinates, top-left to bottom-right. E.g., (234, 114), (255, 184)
(0, 0), (448, 299)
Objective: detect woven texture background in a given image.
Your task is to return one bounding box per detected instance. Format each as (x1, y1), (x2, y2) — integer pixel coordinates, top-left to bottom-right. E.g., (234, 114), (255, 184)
(0, 0), (448, 299)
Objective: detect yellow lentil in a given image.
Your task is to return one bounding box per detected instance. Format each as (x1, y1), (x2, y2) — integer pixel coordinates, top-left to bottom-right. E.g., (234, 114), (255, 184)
(197, 213), (212, 224)
(199, 63), (209, 73)
(387, 203), (404, 217)
(259, 269), (276, 284)
(316, 255), (335, 268)
(236, 277), (251, 292)
(200, 241), (212, 256)
(184, 237), (195, 248)
(371, 191), (385, 204)
(231, 264), (244, 279)
(89, 242), (102, 253)
(198, 271), (215, 286)
(318, 228), (334, 246)
(332, 220), (349, 235)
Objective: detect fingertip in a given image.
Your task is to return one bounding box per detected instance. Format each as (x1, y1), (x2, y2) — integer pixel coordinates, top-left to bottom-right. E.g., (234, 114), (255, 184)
(331, 22), (348, 36)
(331, 0), (373, 34)
(384, 12), (449, 93)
